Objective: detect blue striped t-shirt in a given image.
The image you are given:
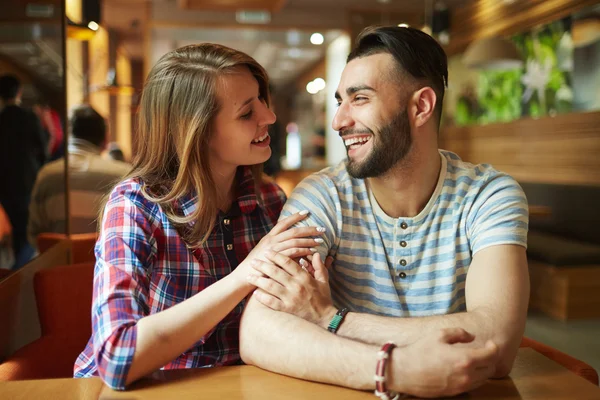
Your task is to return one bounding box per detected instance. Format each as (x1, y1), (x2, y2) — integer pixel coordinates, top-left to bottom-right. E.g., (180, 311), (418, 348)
(280, 150), (528, 317)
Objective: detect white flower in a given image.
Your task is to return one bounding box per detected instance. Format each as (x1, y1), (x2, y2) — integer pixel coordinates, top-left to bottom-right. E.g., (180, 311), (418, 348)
(521, 58), (553, 104)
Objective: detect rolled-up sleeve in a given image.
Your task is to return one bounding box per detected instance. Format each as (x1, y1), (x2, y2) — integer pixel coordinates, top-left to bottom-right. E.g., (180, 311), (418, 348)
(91, 184), (158, 390)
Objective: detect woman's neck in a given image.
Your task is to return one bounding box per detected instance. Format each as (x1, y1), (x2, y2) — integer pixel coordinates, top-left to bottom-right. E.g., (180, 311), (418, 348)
(212, 166), (238, 213)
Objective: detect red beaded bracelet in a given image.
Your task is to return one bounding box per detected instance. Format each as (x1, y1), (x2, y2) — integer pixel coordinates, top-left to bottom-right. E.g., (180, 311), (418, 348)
(374, 342), (402, 400)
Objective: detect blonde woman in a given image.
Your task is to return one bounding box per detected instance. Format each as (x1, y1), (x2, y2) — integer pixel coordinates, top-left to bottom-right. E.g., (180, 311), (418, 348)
(74, 44), (323, 390)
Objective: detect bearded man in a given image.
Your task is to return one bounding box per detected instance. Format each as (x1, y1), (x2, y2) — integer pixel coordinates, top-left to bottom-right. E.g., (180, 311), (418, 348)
(239, 26), (530, 399)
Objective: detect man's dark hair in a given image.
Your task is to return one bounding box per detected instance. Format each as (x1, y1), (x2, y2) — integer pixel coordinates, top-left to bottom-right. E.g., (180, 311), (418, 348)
(0, 74), (21, 101)
(70, 105), (106, 147)
(347, 26), (448, 125)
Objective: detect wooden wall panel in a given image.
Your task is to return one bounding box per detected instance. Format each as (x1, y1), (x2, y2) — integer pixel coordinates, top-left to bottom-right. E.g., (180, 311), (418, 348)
(446, 0), (600, 56)
(439, 111), (600, 186)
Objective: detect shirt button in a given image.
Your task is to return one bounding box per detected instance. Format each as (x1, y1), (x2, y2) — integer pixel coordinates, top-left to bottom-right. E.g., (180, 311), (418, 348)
(399, 259), (407, 266)
(400, 241), (407, 247)
(399, 272), (407, 279)
(226, 244), (233, 251)
(223, 219), (230, 225)
(400, 222), (408, 229)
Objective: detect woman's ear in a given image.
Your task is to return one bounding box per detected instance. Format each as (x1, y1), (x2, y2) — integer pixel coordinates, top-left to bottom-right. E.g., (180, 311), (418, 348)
(411, 87), (437, 128)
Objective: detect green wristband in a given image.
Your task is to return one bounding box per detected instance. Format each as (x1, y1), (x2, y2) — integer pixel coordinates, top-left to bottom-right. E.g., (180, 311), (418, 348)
(327, 308), (349, 333)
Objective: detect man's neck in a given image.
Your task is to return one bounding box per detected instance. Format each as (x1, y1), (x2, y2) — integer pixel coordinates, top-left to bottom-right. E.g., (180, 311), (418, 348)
(367, 144), (442, 218)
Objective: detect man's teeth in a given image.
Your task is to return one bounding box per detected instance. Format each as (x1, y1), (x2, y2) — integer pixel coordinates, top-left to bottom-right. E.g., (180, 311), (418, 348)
(344, 136), (371, 146)
(252, 133), (269, 143)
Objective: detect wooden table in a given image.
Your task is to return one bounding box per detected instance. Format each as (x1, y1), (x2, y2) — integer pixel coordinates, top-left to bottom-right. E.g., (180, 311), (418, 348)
(1, 349), (599, 399)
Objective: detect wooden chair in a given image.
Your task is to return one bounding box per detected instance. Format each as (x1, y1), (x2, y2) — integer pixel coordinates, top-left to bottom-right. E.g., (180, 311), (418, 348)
(0, 262), (94, 380)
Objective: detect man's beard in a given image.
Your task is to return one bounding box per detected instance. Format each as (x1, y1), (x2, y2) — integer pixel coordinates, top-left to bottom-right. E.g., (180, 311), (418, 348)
(345, 109), (412, 179)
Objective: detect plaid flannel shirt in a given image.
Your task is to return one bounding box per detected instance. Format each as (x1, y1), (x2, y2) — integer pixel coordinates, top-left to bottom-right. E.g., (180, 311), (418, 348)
(74, 167), (286, 389)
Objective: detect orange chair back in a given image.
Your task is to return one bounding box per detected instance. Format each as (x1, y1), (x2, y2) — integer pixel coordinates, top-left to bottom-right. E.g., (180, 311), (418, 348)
(0, 263), (95, 381)
(34, 262), (94, 341)
(520, 337), (599, 385)
(37, 232), (97, 264)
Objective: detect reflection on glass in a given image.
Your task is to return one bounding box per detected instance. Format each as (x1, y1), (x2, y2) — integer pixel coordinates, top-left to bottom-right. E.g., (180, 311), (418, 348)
(0, 5), (66, 271)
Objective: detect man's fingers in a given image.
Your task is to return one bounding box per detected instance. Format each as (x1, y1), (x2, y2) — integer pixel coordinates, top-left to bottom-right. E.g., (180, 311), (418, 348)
(252, 289), (284, 311)
(269, 211), (310, 235)
(250, 259), (291, 286)
(439, 328), (475, 344)
(264, 250), (302, 276)
(325, 256), (334, 269)
(467, 340), (499, 366)
(246, 274), (286, 298)
(312, 253), (329, 282)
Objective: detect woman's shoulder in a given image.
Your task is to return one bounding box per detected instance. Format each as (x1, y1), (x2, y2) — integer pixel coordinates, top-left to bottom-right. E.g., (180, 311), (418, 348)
(106, 177), (162, 221)
(258, 174), (287, 207)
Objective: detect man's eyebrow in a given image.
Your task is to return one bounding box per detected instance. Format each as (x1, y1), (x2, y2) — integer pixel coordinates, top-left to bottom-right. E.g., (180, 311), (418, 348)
(335, 85), (376, 101)
(347, 85), (375, 95)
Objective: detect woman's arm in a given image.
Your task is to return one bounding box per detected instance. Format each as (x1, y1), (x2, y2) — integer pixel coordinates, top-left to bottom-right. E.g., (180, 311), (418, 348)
(92, 188), (322, 389)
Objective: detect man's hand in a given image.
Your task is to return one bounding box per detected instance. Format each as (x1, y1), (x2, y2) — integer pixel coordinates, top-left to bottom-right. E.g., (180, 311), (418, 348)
(391, 328), (499, 398)
(0, 204), (12, 244)
(246, 251), (336, 327)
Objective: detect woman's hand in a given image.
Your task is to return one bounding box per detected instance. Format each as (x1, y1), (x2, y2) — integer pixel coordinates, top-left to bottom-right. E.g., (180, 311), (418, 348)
(246, 251), (336, 327)
(231, 211), (325, 289)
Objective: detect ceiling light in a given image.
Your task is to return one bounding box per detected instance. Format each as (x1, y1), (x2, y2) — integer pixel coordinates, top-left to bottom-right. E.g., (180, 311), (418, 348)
(310, 33), (324, 45)
(398, 23), (409, 28)
(306, 81), (319, 94)
(463, 36), (523, 70)
(87, 21), (99, 31)
(313, 78), (326, 91)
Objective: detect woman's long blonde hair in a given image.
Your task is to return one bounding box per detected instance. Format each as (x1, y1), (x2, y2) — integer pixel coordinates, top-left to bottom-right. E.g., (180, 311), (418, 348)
(124, 43), (270, 247)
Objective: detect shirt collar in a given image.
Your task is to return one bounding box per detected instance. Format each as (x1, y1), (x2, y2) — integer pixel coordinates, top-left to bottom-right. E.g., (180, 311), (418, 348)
(177, 166), (260, 220)
(68, 138), (102, 155)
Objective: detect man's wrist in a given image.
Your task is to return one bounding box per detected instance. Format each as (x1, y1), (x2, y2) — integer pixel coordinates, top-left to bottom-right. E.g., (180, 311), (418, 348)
(386, 347), (409, 395)
(319, 306), (338, 329)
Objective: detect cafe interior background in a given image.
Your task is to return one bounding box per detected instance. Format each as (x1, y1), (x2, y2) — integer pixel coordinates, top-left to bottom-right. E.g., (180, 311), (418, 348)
(1, 0), (600, 384)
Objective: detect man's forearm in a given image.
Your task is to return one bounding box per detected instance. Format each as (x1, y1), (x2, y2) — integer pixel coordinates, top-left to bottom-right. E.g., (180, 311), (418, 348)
(334, 306), (520, 376)
(239, 296), (378, 391)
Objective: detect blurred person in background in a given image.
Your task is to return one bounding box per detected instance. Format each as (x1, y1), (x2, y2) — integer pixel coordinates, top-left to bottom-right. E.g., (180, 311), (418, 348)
(28, 105), (131, 246)
(0, 74), (47, 268)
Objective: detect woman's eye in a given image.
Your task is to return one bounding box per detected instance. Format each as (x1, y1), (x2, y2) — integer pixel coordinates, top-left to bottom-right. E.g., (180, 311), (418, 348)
(240, 110), (253, 120)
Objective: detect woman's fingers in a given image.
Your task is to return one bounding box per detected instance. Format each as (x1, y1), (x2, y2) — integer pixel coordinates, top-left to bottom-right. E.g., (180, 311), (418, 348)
(275, 226), (325, 242)
(269, 211), (310, 236)
(279, 247), (317, 258)
(272, 238), (323, 252)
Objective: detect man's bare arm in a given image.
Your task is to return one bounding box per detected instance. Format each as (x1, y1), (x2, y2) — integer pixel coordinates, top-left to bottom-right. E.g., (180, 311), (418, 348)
(240, 293), (500, 398)
(250, 244), (528, 378)
(319, 245), (529, 376)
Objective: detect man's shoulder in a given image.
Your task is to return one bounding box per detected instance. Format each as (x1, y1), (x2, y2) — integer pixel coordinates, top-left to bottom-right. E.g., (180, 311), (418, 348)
(34, 159), (67, 191)
(440, 150), (516, 189)
(91, 157), (131, 176)
(297, 161), (355, 192)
